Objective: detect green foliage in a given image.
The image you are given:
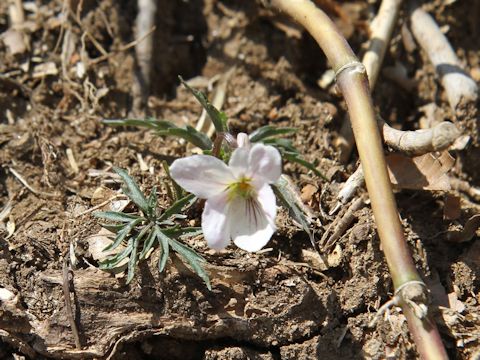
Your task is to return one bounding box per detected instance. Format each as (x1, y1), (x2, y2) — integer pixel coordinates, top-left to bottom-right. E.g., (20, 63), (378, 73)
(179, 76), (228, 133)
(257, 130), (327, 180)
(93, 168), (210, 289)
(102, 118), (213, 150)
(249, 125), (297, 142)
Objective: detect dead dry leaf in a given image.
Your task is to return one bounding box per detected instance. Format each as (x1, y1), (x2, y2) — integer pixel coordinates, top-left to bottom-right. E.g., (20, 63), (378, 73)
(1, 29), (26, 55)
(447, 292), (465, 314)
(87, 228), (128, 273)
(301, 248), (328, 271)
(386, 151), (455, 191)
(326, 244), (343, 268)
(301, 184), (317, 203)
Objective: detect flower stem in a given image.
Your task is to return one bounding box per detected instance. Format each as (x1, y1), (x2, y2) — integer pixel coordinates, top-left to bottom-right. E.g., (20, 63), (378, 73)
(262, 0), (448, 358)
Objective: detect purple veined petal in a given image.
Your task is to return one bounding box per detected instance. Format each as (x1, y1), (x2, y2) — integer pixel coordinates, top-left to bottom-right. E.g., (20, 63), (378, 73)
(247, 143), (282, 186)
(170, 155), (235, 199)
(229, 146), (249, 178)
(202, 192), (231, 250)
(229, 194), (276, 252)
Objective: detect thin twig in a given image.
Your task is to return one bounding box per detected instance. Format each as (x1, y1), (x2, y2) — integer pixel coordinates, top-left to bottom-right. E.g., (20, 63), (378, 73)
(321, 196), (365, 249)
(74, 194), (127, 218)
(8, 167), (59, 199)
(90, 26), (156, 66)
(62, 258), (82, 349)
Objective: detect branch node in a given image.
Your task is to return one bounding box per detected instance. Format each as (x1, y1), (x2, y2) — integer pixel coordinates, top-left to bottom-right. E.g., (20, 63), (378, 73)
(335, 61), (366, 79)
(395, 280), (429, 320)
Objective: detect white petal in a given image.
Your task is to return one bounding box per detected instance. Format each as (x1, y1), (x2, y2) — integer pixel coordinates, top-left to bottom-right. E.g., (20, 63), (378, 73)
(236, 133), (251, 148)
(228, 192), (276, 252)
(256, 184), (277, 226)
(247, 143), (282, 185)
(202, 193), (231, 250)
(170, 155), (235, 198)
(228, 147), (249, 177)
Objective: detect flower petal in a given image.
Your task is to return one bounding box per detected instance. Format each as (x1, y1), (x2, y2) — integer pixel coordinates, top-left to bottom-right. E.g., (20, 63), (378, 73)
(170, 155), (235, 198)
(236, 133), (251, 149)
(229, 146), (249, 178)
(256, 184), (277, 226)
(228, 189), (276, 252)
(247, 143), (282, 185)
(202, 193), (231, 250)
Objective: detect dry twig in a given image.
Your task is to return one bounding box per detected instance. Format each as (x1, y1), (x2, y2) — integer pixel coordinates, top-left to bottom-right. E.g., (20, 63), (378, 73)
(335, 0), (403, 163)
(8, 167), (59, 199)
(263, 1), (447, 356)
(410, 5), (478, 114)
(134, 0), (157, 102)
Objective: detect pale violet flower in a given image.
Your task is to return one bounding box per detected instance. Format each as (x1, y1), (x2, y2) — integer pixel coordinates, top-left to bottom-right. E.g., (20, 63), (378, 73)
(170, 134), (282, 252)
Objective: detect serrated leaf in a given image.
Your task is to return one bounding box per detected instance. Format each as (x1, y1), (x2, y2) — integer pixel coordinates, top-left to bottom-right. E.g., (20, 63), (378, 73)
(168, 237), (211, 290)
(249, 126), (297, 142)
(103, 218), (143, 252)
(273, 176), (314, 247)
(93, 211), (142, 223)
(100, 238), (134, 269)
(158, 193), (196, 222)
(160, 126), (213, 150)
(156, 227), (170, 272)
(283, 152), (327, 180)
(114, 167), (150, 214)
(179, 76), (228, 133)
(103, 118), (176, 131)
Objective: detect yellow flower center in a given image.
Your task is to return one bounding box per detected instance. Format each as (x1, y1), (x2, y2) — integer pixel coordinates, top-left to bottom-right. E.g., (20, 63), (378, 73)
(228, 177), (254, 200)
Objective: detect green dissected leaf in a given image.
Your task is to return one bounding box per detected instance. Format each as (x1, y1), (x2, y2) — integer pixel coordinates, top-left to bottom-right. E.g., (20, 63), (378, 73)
(126, 236), (139, 284)
(93, 211), (142, 223)
(103, 218), (143, 252)
(156, 227), (170, 272)
(139, 229), (156, 260)
(114, 167), (150, 214)
(263, 137), (298, 153)
(162, 161), (183, 200)
(179, 76), (228, 133)
(262, 137), (326, 179)
(273, 175), (315, 247)
(100, 237), (134, 269)
(102, 118), (176, 131)
(283, 152), (327, 180)
(99, 223), (125, 233)
(158, 193), (196, 222)
(162, 226), (202, 239)
(168, 237), (211, 290)
(147, 186), (158, 218)
(249, 126), (297, 142)
(159, 126), (213, 150)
